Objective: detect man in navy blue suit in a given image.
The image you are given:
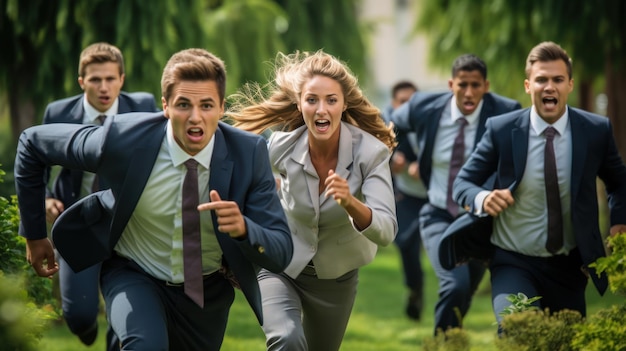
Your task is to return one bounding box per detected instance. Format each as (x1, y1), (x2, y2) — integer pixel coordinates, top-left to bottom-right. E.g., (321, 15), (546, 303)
(452, 41), (626, 332)
(16, 48), (293, 350)
(42, 42), (158, 347)
(390, 54), (521, 334)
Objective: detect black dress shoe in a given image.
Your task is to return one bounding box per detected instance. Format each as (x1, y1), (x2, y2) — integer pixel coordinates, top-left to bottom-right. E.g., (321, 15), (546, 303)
(405, 289), (423, 321)
(77, 322), (98, 346)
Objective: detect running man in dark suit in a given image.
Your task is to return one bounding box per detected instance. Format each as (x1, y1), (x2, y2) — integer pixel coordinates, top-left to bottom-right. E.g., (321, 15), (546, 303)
(452, 41), (626, 332)
(16, 48), (293, 350)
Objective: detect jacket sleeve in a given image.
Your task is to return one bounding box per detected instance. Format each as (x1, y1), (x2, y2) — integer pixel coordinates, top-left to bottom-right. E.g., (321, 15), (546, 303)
(233, 136), (293, 272)
(15, 123), (105, 239)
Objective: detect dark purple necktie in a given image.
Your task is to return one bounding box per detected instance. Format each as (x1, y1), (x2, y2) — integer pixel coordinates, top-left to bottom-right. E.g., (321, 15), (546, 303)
(91, 115), (107, 193)
(182, 159), (204, 307)
(544, 127), (563, 254)
(446, 117), (468, 217)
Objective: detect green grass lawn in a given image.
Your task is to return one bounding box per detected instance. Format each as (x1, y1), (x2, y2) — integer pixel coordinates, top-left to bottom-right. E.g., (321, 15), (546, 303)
(40, 246), (624, 350)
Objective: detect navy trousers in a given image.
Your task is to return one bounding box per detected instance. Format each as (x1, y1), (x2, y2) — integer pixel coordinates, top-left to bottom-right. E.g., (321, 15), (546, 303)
(393, 192), (427, 292)
(101, 255), (234, 351)
(490, 247), (587, 328)
(419, 204), (486, 334)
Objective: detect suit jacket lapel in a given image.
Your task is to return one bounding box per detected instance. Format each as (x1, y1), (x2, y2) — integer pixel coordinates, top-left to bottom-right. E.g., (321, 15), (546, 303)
(68, 99), (87, 195)
(475, 95), (494, 146)
(334, 123), (353, 185)
(110, 121), (166, 240)
(512, 110), (530, 189)
(68, 98), (85, 123)
(420, 94), (449, 187)
(569, 110), (587, 206)
(209, 127), (233, 208)
(291, 130), (320, 216)
(208, 127), (239, 255)
(117, 94), (132, 113)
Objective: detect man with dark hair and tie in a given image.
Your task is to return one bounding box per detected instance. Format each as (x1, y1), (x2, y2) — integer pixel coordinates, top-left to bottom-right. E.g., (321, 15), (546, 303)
(16, 48), (293, 350)
(390, 54), (521, 334)
(451, 41), (626, 333)
(41, 42), (158, 346)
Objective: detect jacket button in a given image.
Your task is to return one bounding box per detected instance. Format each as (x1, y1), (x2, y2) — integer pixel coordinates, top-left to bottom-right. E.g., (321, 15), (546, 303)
(257, 246), (265, 254)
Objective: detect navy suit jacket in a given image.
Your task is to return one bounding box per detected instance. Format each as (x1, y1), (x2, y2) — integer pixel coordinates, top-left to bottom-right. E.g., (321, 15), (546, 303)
(15, 112), (293, 324)
(390, 91), (521, 189)
(453, 107), (626, 294)
(43, 91), (158, 206)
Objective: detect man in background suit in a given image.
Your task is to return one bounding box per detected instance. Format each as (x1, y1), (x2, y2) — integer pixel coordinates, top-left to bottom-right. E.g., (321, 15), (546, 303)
(390, 54), (521, 334)
(16, 48), (293, 350)
(383, 80), (428, 321)
(42, 42), (158, 346)
(452, 41), (626, 332)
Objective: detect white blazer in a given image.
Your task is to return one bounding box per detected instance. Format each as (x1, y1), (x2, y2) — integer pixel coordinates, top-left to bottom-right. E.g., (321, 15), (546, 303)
(269, 122), (397, 279)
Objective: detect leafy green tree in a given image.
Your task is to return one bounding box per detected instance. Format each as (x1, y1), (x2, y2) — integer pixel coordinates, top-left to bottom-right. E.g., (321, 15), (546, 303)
(277, 0), (367, 80)
(414, 0), (626, 161)
(1, 0), (368, 141)
(204, 0), (288, 96)
(0, 0), (209, 142)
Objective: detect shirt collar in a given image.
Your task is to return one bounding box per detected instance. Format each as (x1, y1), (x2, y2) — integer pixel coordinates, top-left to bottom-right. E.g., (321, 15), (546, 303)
(450, 97), (484, 125)
(530, 105), (569, 136)
(166, 120), (214, 169)
(83, 94), (119, 123)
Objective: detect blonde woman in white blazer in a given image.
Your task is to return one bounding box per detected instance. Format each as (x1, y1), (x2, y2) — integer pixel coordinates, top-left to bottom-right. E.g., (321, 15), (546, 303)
(227, 50), (398, 351)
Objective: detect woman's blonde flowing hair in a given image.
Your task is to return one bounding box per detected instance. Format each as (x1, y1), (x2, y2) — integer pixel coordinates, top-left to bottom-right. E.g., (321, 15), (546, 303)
(226, 50), (396, 151)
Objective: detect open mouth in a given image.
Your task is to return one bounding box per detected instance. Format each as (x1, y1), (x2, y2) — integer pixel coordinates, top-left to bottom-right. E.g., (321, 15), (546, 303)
(462, 101), (476, 113)
(543, 97), (557, 108)
(314, 119), (331, 132)
(187, 127), (204, 141)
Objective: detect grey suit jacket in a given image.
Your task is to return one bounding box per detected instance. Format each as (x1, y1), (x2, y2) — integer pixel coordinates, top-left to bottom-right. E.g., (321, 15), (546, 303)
(15, 112), (293, 324)
(269, 122), (397, 279)
(452, 107), (626, 295)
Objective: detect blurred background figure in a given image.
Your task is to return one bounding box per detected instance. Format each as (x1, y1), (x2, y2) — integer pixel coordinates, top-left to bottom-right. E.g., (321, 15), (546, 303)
(383, 80), (428, 321)
(42, 42), (158, 348)
(390, 54), (521, 334)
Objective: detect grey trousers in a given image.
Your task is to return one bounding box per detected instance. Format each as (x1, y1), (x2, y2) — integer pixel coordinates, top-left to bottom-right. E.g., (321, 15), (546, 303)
(258, 268), (358, 351)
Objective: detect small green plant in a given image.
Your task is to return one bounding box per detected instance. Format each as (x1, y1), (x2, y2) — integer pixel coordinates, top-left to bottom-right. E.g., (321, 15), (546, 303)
(571, 304), (626, 351)
(422, 327), (470, 351)
(0, 272), (56, 351)
(572, 233), (626, 350)
(0, 193), (58, 310)
(499, 292), (542, 316)
(589, 233), (626, 296)
(497, 308), (583, 351)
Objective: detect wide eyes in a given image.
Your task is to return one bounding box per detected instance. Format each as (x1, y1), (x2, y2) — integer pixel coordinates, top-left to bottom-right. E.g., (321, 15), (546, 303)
(305, 97), (338, 105)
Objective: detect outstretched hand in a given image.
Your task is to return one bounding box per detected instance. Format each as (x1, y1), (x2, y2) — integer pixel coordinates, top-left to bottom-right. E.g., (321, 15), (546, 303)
(197, 190), (247, 239)
(26, 238), (59, 278)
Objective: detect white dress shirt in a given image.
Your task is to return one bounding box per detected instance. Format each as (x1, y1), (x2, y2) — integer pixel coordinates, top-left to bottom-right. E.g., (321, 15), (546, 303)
(491, 106), (574, 256)
(115, 121), (222, 283)
(429, 97), (483, 213)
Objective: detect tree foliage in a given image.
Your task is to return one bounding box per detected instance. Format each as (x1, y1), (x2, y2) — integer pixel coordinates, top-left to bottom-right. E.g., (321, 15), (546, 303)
(0, 0), (368, 141)
(0, 0), (209, 140)
(414, 0), (625, 101)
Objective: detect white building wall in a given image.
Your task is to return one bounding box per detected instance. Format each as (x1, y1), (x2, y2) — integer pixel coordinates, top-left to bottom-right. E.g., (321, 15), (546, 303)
(358, 0), (448, 108)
